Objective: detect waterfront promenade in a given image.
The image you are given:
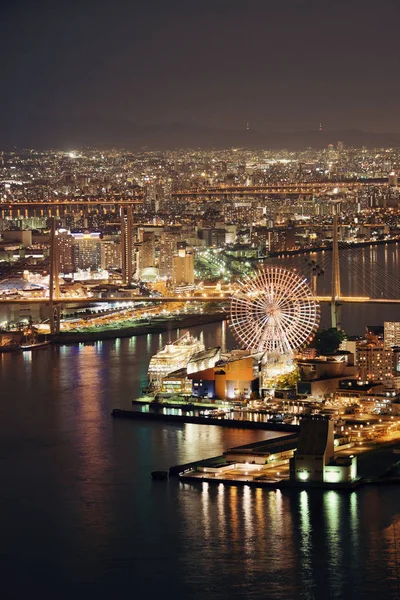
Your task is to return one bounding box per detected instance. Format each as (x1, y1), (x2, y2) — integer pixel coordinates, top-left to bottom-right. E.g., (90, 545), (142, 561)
(51, 311), (226, 343)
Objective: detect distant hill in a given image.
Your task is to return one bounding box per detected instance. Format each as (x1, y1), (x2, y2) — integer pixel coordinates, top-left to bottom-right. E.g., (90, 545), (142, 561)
(1, 115), (400, 150)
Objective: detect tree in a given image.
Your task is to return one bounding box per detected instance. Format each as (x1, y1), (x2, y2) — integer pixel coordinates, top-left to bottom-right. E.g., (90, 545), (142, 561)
(275, 369), (301, 389)
(313, 328), (345, 355)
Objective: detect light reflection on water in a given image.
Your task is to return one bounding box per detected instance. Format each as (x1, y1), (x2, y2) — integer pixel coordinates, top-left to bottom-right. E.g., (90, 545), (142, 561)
(178, 483), (400, 599)
(0, 323), (399, 597)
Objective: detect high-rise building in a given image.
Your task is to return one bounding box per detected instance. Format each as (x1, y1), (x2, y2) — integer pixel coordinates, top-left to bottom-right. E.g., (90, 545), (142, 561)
(139, 231), (155, 270)
(56, 230), (74, 273)
(159, 228), (181, 279)
(120, 206), (135, 284)
(384, 321), (400, 349)
(356, 334), (393, 381)
(71, 232), (102, 270)
(284, 223), (297, 251)
(100, 240), (121, 270)
(172, 247), (194, 286)
(199, 228), (226, 247)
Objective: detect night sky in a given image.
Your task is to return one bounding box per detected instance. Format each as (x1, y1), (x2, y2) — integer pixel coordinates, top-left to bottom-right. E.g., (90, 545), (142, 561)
(2, 0), (400, 147)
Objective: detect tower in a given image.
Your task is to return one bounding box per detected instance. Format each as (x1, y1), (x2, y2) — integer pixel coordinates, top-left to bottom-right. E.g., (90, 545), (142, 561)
(49, 217), (61, 335)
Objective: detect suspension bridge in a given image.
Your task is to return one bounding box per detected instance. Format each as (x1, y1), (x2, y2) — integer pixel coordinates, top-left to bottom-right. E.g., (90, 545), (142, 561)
(1, 216), (400, 333)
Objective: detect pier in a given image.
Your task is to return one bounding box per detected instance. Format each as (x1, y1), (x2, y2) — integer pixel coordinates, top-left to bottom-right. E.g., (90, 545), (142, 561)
(111, 408), (300, 432)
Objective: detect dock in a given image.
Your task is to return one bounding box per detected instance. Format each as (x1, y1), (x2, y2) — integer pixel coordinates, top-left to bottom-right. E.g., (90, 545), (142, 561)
(174, 435), (400, 491)
(111, 408), (300, 432)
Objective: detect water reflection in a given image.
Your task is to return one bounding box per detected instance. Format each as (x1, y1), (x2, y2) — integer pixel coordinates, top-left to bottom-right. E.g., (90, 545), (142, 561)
(242, 485), (254, 547)
(2, 324), (400, 597)
(201, 481), (211, 540)
(229, 486), (239, 542)
(324, 491), (342, 594)
(177, 483), (400, 598)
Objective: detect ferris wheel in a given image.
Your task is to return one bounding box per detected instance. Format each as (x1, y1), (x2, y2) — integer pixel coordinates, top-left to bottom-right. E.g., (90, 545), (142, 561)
(230, 266), (320, 354)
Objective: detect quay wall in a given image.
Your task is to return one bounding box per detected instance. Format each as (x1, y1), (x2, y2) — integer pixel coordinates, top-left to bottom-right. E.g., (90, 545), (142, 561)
(111, 408), (300, 432)
(52, 312), (226, 343)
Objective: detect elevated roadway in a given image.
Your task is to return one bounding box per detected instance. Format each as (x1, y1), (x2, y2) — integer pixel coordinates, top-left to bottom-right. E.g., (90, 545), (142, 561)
(0, 199), (142, 208)
(172, 181), (387, 199)
(0, 295), (399, 305)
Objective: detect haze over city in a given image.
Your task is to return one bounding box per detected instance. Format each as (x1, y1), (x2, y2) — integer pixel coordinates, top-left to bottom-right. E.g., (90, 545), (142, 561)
(2, 0), (400, 148)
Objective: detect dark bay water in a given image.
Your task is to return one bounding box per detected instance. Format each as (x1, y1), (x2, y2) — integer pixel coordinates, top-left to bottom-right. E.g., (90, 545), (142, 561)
(1, 323), (400, 599)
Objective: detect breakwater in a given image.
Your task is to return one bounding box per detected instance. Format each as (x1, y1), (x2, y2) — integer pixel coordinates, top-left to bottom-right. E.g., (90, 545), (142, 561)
(111, 408), (300, 432)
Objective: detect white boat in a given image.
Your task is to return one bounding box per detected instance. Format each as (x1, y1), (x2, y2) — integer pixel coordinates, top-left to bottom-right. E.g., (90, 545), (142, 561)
(148, 332), (205, 386)
(20, 340), (51, 351)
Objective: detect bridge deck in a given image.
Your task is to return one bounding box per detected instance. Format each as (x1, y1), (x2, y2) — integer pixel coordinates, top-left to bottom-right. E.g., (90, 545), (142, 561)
(0, 296), (398, 304)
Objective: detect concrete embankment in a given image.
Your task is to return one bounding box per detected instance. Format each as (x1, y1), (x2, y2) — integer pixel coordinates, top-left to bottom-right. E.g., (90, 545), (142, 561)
(52, 312), (226, 343)
(111, 408), (300, 432)
(169, 455), (226, 476)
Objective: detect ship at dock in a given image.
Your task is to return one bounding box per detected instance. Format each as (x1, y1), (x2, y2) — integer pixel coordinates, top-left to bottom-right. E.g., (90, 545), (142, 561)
(147, 332), (205, 388)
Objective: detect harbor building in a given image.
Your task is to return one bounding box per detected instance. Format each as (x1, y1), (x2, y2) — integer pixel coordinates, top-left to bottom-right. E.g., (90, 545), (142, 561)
(188, 351), (260, 400)
(153, 348), (260, 400)
(296, 352), (358, 400)
(224, 433), (298, 466)
(292, 418), (357, 484)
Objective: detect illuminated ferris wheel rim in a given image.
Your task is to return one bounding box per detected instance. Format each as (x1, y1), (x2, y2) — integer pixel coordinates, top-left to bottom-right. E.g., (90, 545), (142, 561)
(229, 266), (320, 354)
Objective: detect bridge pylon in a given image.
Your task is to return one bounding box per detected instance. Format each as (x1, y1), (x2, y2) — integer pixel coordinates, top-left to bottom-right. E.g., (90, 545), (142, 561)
(49, 217), (61, 335)
(331, 214), (342, 329)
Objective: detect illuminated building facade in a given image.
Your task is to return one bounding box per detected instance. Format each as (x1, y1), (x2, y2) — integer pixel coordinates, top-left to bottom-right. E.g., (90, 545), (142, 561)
(356, 336), (393, 381)
(384, 321), (400, 349)
(292, 418), (357, 484)
(188, 352), (259, 400)
(159, 228), (181, 279)
(120, 206), (134, 284)
(100, 240), (121, 270)
(56, 230), (74, 273)
(71, 232), (102, 270)
(172, 247), (194, 286)
(137, 231), (155, 276)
